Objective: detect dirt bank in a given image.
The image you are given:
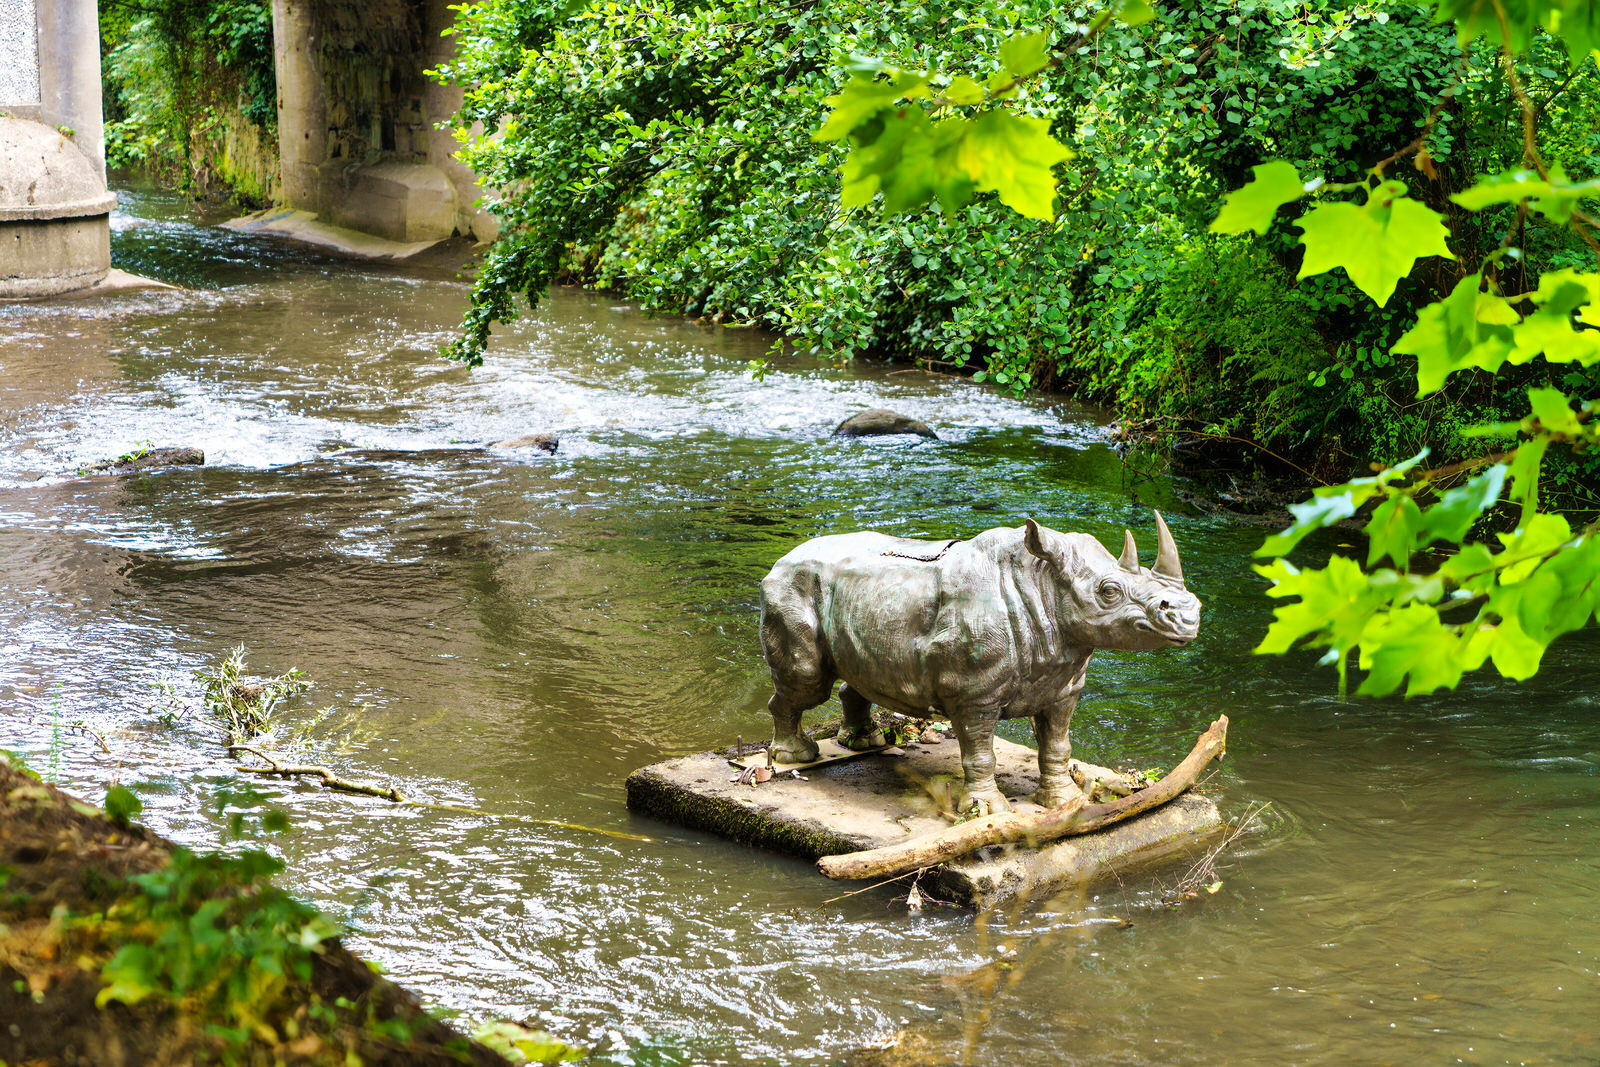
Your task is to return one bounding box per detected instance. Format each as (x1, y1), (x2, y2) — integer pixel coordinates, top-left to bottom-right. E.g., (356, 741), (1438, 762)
(0, 755), (512, 1066)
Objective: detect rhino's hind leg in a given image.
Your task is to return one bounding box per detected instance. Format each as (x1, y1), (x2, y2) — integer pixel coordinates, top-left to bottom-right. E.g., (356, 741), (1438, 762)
(951, 711), (1011, 816)
(837, 684), (888, 750)
(769, 692), (822, 764)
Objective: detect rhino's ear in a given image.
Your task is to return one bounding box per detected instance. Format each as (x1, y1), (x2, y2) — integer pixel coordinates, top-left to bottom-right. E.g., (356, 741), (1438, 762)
(1024, 518), (1052, 562)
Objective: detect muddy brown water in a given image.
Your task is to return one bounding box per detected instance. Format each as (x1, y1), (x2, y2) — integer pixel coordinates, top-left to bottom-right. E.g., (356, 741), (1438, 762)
(2, 187), (1597, 1064)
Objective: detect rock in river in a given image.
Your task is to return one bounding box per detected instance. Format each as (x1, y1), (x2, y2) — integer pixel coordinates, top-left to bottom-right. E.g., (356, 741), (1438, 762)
(489, 433), (560, 454)
(832, 408), (937, 439)
(85, 446), (204, 474)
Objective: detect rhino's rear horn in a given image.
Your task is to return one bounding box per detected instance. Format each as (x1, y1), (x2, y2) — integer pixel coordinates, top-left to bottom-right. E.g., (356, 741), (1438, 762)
(1153, 510), (1184, 584)
(1118, 530), (1139, 572)
(1024, 518), (1050, 561)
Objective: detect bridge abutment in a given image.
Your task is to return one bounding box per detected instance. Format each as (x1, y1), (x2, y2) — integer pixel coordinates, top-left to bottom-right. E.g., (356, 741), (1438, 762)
(266, 0), (495, 252)
(1, 0), (116, 297)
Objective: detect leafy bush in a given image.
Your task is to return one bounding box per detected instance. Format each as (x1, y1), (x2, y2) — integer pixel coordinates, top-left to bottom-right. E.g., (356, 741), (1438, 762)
(438, 0), (1568, 477)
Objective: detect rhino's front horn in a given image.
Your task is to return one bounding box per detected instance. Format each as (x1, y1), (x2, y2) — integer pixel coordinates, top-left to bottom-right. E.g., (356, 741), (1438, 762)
(1153, 510), (1184, 584)
(1118, 530), (1139, 572)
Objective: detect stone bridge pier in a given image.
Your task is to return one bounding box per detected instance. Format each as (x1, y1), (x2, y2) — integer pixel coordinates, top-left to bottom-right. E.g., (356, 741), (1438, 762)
(247, 0), (497, 255)
(3, 0), (495, 292)
(1, 0), (117, 296)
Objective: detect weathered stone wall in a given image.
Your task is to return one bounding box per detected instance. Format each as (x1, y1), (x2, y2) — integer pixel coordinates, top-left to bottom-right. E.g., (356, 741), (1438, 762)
(212, 109), (281, 207)
(272, 0), (494, 244)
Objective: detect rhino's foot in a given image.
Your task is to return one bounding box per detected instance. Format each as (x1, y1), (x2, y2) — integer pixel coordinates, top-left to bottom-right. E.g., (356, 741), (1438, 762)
(837, 725), (888, 751)
(956, 785), (1013, 817)
(1035, 778), (1088, 809)
(771, 734), (820, 765)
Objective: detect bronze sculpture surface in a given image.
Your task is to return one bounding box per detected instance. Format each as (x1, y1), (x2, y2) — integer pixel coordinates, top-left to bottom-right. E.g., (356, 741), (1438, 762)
(758, 516), (1201, 814)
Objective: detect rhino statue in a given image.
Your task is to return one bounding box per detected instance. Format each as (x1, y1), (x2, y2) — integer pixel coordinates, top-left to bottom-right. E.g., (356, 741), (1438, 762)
(758, 515), (1201, 814)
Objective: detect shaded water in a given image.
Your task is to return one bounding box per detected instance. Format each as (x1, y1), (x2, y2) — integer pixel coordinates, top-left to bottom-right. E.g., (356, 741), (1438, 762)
(2, 187), (1597, 1064)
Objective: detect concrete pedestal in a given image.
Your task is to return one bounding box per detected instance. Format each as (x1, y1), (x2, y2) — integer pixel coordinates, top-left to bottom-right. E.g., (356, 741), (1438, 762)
(626, 735), (1225, 909)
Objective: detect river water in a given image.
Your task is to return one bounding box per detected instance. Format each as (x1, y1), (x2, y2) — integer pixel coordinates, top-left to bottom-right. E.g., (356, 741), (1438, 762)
(2, 187), (1596, 1064)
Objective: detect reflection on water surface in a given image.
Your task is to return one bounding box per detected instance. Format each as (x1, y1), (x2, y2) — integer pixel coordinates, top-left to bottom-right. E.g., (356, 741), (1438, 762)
(1, 186), (1596, 1064)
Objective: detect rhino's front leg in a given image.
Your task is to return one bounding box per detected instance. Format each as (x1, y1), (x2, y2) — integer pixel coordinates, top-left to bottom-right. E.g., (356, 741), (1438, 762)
(837, 683), (887, 750)
(951, 710), (1010, 815)
(1033, 705), (1086, 808)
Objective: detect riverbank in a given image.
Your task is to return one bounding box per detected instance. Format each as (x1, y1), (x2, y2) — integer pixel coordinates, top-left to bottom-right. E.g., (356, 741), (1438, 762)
(0, 753), (513, 1066)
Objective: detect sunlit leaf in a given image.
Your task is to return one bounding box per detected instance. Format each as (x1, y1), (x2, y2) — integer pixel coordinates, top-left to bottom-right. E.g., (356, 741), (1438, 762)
(1297, 181), (1454, 306)
(1506, 434), (1550, 521)
(943, 75), (986, 105)
(1392, 271), (1516, 395)
(1483, 615), (1548, 679)
(1365, 494), (1425, 569)
(1115, 0), (1157, 26)
(1434, 0), (1539, 55)
(1420, 464), (1508, 546)
(1254, 555), (1394, 659)
(959, 109), (1072, 219)
(1496, 512), (1573, 583)
(814, 71), (929, 142)
(1450, 166), (1600, 224)
(104, 784), (143, 828)
(1525, 386), (1584, 435)
(1356, 603), (1464, 696)
(1440, 542), (1499, 594)
(1211, 160), (1309, 236)
(1255, 450), (1428, 558)
(1546, 0), (1600, 66)
(998, 31), (1052, 78)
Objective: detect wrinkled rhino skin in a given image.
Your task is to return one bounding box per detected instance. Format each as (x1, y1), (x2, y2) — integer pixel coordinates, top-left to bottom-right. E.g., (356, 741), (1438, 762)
(832, 409), (937, 439)
(758, 516), (1201, 814)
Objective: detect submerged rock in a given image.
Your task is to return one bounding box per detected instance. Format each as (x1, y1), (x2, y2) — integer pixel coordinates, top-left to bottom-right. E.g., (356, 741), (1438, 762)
(832, 409), (937, 439)
(489, 433), (560, 454)
(85, 446), (204, 474)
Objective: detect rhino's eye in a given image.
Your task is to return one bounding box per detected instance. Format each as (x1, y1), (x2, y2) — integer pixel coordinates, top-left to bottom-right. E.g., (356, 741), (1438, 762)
(1095, 578), (1126, 608)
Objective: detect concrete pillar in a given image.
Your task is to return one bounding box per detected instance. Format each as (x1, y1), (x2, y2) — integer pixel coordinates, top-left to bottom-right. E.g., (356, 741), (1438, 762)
(423, 0), (496, 242)
(272, 0), (328, 212)
(34, 0), (106, 182)
(1, 0), (114, 297)
(0, 0), (43, 120)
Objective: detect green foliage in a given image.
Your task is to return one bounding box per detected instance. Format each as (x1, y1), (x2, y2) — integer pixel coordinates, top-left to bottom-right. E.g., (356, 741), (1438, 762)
(777, 0), (1600, 696)
(1293, 179), (1456, 306)
(1211, 160), (1313, 235)
(440, 0), (1467, 431)
(94, 846), (341, 1046)
(101, 0), (276, 197)
(195, 645), (311, 740)
(1084, 235), (1331, 445)
(813, 41), (1074, 218)
(104, 784), (143, 828)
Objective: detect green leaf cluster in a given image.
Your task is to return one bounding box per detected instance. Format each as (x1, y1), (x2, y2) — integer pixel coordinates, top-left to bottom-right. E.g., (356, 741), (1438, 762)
(95, 847), (342, 1046)
(813, 34), (1072, 219)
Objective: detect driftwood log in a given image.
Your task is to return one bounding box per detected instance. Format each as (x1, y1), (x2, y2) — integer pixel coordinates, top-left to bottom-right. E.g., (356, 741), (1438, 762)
(816, 715), (1228, 881)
